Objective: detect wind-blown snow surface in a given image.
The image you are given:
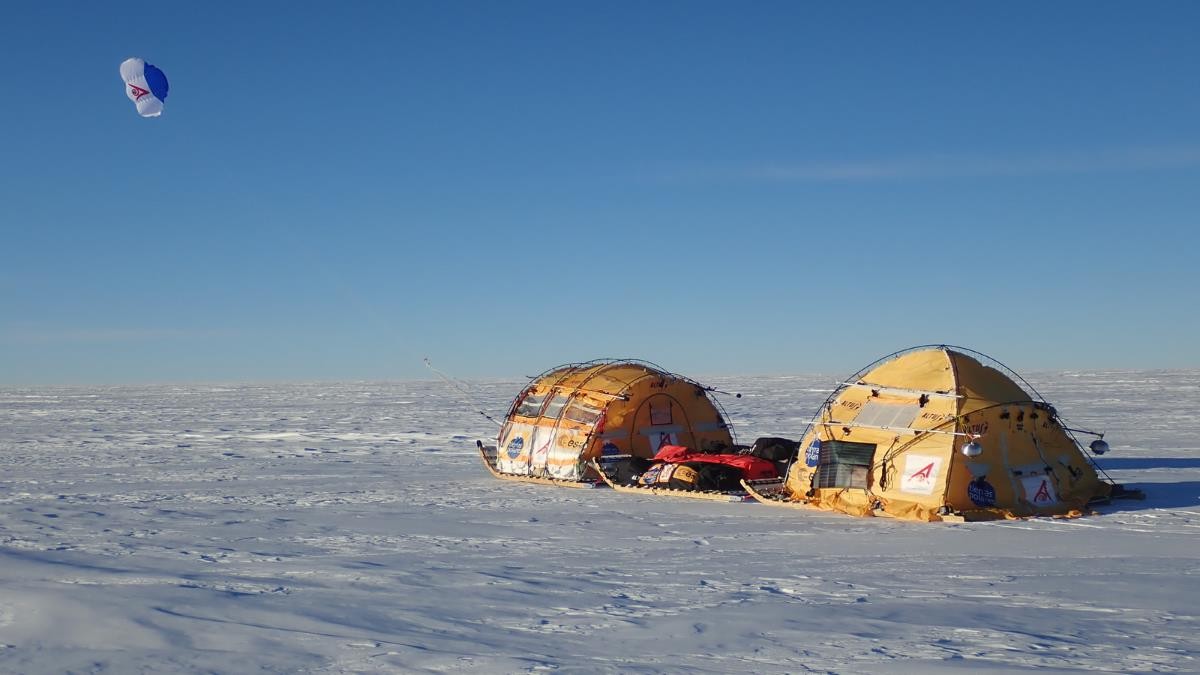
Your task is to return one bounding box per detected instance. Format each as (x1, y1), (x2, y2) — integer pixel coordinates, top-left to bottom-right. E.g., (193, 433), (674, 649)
(1, 372), (1197, 674)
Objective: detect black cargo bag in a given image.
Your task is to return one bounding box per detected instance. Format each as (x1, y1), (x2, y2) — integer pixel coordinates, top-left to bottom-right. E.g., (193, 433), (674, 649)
(607, 456), (654, 486)
(750, 436), (798, 461)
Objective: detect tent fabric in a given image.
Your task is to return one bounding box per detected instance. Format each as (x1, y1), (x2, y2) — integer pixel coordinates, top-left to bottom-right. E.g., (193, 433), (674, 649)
(495, 360), (733, 481)
(782, 346), (1113, 521)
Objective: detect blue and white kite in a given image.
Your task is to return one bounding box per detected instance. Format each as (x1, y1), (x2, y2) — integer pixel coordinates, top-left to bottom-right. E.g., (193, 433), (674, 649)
(120, 57), (169, 117)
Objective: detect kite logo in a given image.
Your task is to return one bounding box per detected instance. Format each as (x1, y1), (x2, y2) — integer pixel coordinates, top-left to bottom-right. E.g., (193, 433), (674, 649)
(129, 84), (150, 100)
(1033, 480), (1051, 502)
(1021, 475), (1058, 505)
(901, 455), (942, 495)
(650, 432), (677, 452)
(909, 463), (935, 482)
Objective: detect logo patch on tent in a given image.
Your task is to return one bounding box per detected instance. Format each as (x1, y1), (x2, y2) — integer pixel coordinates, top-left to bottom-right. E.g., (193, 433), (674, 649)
(129, 84), (150, 99)
(967, 477), (996, 507)
(505, 436), (524, 459)
(601, 442), (620, 456)
(1021, 475), (1058, 505)
(649, 432), (678, 452)
(805, 440), (821, 467)
(900, 454), (942, 495)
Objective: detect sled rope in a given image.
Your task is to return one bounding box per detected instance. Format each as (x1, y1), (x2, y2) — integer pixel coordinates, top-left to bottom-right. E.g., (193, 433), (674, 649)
(424, 358), (503, 427)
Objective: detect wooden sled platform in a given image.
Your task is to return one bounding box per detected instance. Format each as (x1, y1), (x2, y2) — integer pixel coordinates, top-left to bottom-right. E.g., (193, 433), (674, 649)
(591, 458), (755, 503)
(477, 441), (603, 489)
(740, 478), (813, 509)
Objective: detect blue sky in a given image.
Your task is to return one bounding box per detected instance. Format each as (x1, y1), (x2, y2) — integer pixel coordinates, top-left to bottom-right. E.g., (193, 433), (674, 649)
(2, 1), (1198, 384)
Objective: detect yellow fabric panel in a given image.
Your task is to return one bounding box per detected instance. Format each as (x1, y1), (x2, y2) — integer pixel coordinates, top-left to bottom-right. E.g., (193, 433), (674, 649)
(538, 362), (661, 399)
(809, 488), (876, 518)
(943, 404), (1110, 517)
(944, 414), (1031, 516)
(875, 498), (946, 521)
(871, 432), (952, 507)
(784, 434), (818, 496)
(861, 349), (955, 393)
(948, 351), (1033, 414)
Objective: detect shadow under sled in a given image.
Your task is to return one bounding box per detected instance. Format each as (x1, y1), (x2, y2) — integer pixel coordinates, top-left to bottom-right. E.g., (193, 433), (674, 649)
(476, 441), (603, 488)
(591, 456), (755, 503)
(738, 478), (1149, 521)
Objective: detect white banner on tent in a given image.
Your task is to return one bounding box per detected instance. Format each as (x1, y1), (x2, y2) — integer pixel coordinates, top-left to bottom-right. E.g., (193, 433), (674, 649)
(1021, 474), (1058, 506)
(900, 454), (943, 495)
(546, 431), (588, 480)
(497, 422), (535, 475)
(529, 426), (555, 473)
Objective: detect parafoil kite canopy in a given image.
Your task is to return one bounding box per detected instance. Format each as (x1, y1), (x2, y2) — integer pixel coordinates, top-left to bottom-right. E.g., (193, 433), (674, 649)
(784, 345), (1113, 521)
(496, 360), (735, 482)
(120, 58), (169, 117)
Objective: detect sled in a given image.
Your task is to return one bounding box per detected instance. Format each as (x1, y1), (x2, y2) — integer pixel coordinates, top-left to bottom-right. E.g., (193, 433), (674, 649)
(477, 441), (603, 489)
(740, 478), (814, 509)
(590, 457), (756, 503)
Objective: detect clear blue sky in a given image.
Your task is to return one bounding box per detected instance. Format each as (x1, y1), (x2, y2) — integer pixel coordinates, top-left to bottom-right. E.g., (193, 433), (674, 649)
(2, 1), (1198, 384)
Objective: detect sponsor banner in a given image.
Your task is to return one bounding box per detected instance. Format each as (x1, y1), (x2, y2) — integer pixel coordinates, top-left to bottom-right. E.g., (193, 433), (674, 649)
(546, 432), (589, 480)
(804, 439), (821, 467)
(900, 454), (943, 495)
(1021, 475), (1058, 506)
(529, 425), (555, 472)
(967, 477), (996, 507)
(497, 423), (534, 475)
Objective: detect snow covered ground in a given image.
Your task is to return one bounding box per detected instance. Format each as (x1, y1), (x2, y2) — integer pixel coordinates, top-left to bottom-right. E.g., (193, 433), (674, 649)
(1, 371), (1197, 673)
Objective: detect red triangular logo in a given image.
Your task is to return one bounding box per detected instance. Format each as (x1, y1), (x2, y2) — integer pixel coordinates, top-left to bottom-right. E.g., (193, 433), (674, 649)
(129, 84), (150, 100)
(909, 462), (934, 481)
(1033, 480), (1051, 502)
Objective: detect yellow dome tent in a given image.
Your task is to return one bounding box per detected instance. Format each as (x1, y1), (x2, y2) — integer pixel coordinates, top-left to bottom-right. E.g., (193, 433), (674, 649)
(745, 346), (1136, 521)
(478, 360), (735, 487)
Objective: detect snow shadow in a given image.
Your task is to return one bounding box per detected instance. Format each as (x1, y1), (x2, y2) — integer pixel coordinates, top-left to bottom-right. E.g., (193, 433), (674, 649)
(1095, 457), (1200, 470)
(1095, 481), (1200, 512)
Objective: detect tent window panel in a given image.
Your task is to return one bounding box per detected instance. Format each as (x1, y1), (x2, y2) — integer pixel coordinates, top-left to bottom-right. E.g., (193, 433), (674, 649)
(515, 393), (545, 417)
(564, 401), (603, 425)
(541, 393), (571, 420)
(816, 440), (876, 489)
(855, 401), (920, 429)
(650, 403), (673, 425)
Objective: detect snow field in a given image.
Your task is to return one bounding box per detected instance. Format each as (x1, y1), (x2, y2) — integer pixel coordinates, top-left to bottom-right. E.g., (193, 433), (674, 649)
(0, 373), (1197, 673)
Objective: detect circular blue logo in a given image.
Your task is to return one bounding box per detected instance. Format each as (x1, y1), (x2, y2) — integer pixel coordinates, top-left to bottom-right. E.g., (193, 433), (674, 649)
(804, 440), (821, 467)
(505, 436), (525, 459)
(967, 477), (996, 507)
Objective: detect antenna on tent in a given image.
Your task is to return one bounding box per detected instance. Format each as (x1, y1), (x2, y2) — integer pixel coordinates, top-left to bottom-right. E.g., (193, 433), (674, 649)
(423, 358), (503, 428)
(706, 386), (742, 399)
